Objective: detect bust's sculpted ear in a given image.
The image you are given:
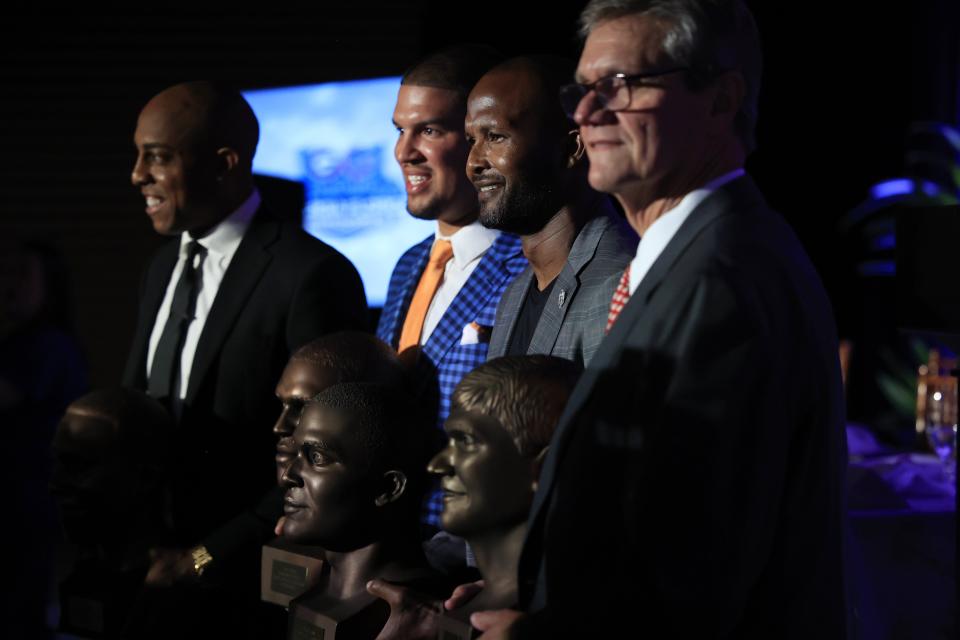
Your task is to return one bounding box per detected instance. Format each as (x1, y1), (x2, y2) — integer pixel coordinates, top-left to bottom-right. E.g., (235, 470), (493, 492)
(375, 469), (408, 506)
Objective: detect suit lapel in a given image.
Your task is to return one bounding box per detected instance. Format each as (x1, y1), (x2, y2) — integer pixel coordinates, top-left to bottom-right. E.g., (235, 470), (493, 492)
(525, 214), (608, 356)
(185, 212), (277, 404)
(124, 240), (179, 387)
(488, 269), (533, 358)
(385, 237), (432, 348)
(614, 175), (763, 333)
(421, 233), (522, 364)
(526, 268), (576, 355)
(526, 176), (764, 536)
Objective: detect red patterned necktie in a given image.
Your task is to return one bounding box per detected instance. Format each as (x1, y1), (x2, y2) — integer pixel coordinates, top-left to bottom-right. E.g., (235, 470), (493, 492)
(606, 266), (631, 333)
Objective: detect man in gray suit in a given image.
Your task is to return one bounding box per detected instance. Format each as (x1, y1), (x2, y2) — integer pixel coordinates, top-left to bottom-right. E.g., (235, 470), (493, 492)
(473, 2), (848, 639)
(466, 56), (636, 366)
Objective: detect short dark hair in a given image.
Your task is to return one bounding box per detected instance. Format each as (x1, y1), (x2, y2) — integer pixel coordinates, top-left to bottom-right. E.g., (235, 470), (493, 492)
(291, 332), (405, 390)
(451, 356), (582, 457)
(401, 44), (505, 102)
(578, 0), (762, 152)
(311, 382), (436, 505)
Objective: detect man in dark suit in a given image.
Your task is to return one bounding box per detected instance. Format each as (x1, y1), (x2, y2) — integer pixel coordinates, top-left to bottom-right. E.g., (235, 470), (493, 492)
(122, 82), (367, 632)
(473, 2), (848, 638)
(467, 56), (636, 366)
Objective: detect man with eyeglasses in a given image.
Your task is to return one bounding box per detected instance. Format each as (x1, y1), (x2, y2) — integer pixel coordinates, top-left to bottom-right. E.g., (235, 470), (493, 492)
(472, 2), (848, 639)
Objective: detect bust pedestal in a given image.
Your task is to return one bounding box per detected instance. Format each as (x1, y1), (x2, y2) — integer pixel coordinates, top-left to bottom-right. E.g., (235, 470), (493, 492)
(287, 589), (390, 640)
(261, 537), (326, 608)
(59, 564), (143, 638)
(435, 609), (476, 640)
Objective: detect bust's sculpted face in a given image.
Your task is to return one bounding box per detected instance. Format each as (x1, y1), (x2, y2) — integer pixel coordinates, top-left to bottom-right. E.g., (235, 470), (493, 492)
(272, 358), (339, 484)
(429, 408), (535, 537)
(280, 403), (379, 550)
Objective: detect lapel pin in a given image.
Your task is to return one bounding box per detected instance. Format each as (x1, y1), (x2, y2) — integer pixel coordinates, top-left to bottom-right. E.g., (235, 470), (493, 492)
(558, 289), (566, 308)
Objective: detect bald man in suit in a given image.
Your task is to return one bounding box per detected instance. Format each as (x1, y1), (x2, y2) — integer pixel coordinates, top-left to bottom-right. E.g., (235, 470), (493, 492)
(124, 81), (367, 638)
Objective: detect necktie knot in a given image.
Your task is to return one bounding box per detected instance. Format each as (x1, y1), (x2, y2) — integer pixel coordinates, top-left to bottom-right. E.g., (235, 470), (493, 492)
(186, 240), (207, 269)
(428, 239), (453, 267)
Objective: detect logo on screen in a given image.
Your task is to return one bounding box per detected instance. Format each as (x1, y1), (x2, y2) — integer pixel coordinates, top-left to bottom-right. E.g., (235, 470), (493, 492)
(302, 146), (404, 237)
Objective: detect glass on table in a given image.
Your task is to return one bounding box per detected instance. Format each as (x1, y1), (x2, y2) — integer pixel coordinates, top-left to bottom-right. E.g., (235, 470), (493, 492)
(922, 375), (957, 484)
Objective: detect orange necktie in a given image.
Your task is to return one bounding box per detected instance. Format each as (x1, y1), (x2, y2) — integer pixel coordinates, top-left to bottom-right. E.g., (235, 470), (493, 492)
(398, 239), (454, 351)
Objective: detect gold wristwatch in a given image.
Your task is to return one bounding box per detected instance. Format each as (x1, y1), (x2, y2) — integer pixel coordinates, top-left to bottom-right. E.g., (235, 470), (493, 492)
(190, 545), (214, 577)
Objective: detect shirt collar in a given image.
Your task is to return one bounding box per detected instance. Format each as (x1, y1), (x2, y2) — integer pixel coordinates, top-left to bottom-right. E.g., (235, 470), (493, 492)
(678, 168), (746, 218)
(629, 169), (744, 295)
(180, 189), (260, 259)
(435, 218), (499, 270)
(638, 169), (745, 239)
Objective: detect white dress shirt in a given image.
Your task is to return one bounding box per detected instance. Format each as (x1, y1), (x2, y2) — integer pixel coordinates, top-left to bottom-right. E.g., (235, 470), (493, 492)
(421, 220), (499, 342)
(628, 169), (745, 296)
(147, 190), (261, 412)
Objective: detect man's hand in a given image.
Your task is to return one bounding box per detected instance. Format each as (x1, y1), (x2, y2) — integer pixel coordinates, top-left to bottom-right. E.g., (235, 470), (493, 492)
(366, 578), (487, 639)
(472, 609), (525, 640)
(144, 548), (197, 586)
(274, 516), (286, 537)
(444, 579), (484, 611)
(366, 580), (443, 640)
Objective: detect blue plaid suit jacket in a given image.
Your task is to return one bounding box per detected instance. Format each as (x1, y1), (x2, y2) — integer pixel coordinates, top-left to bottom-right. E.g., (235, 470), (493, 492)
(377, 231), (526, 524)
(378, 231), (527, 424)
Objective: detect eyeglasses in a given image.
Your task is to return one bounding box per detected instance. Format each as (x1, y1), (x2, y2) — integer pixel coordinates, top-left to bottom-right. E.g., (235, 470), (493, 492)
(559, 68), (689, 118)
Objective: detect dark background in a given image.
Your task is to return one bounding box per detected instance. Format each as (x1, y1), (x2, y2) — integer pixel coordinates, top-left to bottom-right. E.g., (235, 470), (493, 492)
(2, 2), (957, 427)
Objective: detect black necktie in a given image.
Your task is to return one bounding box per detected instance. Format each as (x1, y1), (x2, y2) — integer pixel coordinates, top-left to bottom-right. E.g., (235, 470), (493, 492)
(148, 240), (206, 403)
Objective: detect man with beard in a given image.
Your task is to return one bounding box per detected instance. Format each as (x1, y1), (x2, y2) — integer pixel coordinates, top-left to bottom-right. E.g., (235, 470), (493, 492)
(467, 56), (636, 366)
(379, 46), (528, 527)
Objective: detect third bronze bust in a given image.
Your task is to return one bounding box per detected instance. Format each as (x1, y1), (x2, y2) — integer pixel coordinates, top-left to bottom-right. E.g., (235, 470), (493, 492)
(429, 356), (580, 614)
